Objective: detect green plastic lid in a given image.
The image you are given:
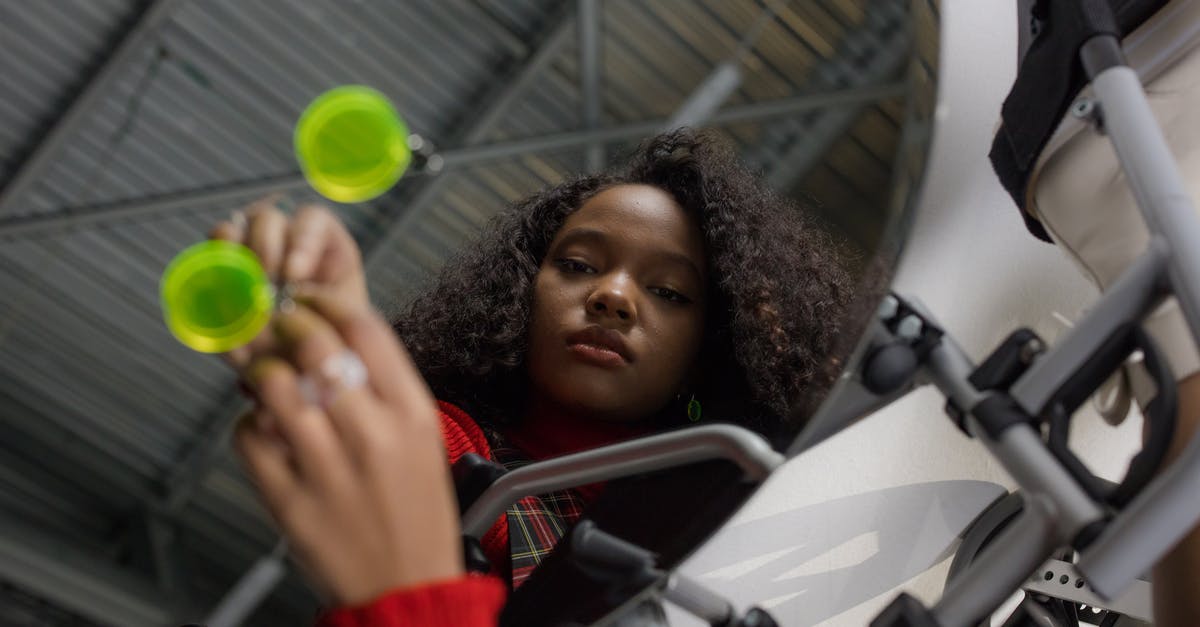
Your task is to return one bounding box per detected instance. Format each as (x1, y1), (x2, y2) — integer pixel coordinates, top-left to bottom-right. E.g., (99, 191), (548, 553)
(160, 240), (274, 353)
(294, 85), (412, 203)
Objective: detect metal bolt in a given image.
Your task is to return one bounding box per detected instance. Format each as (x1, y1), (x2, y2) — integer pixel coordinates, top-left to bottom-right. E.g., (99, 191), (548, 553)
(1019, 337), (1045, 364)
(1070, 97), (1106, 133)
(877, 295), (899, 321)
(1071, 98), (1095, 119)
(896, 315), (922, 339)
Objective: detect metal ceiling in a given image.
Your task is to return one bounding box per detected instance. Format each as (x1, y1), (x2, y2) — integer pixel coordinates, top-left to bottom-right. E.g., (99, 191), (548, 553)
(0, 0), (918, 624)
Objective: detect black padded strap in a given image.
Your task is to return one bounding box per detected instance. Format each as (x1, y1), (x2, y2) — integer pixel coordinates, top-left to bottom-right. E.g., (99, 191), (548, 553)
(989, 0), (1169, 242)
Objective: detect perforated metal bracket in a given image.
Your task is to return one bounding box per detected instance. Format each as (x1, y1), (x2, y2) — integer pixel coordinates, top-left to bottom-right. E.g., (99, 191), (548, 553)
(1022, 559), (1152, 622)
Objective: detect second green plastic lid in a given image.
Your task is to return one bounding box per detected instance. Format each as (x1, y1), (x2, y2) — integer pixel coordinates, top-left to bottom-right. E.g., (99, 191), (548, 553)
(295, 85), (412, 203)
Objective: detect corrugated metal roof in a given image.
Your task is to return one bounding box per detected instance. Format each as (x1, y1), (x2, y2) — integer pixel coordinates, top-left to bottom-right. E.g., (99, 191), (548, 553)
(0, 1), (927, 624)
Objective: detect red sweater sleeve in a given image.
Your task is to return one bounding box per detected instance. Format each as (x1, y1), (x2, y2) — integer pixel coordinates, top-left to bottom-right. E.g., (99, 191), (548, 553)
(436, 401), (510, 579)
(437, 401), (493, 465)
(315, 575), (505, 627)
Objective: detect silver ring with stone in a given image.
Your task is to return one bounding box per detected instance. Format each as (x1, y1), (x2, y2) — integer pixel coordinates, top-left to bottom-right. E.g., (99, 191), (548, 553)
(298, 349), (368, 410)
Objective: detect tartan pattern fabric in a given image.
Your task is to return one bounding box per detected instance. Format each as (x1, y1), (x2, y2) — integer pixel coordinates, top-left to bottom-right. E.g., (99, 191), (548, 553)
(490, 439), (588, 589)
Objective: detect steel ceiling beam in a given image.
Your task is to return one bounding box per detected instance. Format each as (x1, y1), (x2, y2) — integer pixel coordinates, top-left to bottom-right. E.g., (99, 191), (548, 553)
(0, 0), (188, 217)
(0, 511), (188, 627)
(663, 0), (796, 133)
(160, 390), (249, 513)
(433, 82), (907, 166)
(764, 1), (912, 190)
(579, 0), (605, 172)
(0, 81), (905, 240)
(0, 174), (310, 240)
(359, 82), (904, 274)
(361, 2), (579, 274)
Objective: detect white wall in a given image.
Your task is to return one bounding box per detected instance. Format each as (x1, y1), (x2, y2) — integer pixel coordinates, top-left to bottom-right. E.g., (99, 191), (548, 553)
(671, 2), (1144, 625)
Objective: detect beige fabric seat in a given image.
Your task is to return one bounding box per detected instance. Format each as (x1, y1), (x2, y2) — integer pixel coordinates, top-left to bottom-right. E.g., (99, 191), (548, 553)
(1028, 0), (1200, 422)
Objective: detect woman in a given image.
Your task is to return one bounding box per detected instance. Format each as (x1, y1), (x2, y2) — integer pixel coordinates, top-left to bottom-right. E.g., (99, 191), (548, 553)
(221, 130), (852, 625)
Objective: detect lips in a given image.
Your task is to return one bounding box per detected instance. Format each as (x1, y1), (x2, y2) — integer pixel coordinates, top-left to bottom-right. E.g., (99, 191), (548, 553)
(565, 326), (633, 363)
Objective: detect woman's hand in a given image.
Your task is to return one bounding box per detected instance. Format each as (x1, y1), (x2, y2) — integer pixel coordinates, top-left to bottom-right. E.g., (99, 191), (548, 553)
(210, 195), (370, 369)
(234, 289), (463, 606)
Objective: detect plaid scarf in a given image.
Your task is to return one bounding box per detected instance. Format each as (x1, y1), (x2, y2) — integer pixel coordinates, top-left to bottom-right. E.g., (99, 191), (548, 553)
(484, 427), (669, 626)
(490, 436), (588, 589)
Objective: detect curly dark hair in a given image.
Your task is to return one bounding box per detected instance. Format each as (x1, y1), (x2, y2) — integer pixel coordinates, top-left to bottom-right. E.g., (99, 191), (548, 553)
(391, 129), (852, 439)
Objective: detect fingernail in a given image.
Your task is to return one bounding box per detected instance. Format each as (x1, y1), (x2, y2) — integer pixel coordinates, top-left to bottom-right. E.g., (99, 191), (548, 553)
(229, 210), (247, 233)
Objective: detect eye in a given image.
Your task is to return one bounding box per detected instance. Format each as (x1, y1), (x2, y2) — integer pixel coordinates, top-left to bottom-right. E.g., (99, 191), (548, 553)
(555, 258), (595, 274)
(649, 286), (692, 304)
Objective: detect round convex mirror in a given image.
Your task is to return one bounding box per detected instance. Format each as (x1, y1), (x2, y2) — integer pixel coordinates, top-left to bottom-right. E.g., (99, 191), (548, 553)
(0, 1), (939, 625)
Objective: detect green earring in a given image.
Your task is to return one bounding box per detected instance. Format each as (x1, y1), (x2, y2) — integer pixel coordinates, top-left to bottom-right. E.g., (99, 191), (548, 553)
(686, 394), (702, 422)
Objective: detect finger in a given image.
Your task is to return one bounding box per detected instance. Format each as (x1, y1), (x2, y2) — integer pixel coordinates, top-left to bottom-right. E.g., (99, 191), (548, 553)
(245, 198), (290, 280)
(209, 217), (244, 243)
(274, 304), (358, 385)
(272, 304), (381, 453)
(284, 205), (339, 283)
(244, 356), (352, 487)
(222, 345), (251, 370)
(291, 288), (432, 412)
(241, 329), (277, 364)
(234, 409), (302, 519)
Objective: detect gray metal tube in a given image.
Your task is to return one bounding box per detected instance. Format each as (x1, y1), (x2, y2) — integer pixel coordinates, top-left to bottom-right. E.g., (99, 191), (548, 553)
(663, 572), (734, 625)
(1076, 408), (1200, 599)
(1065, 61), (1200, 603)
(923, 337), (988, 410)
(968, 421), (1106, 539)
(461, 425), (782, 538)
(1009, 244), (1167, 416)
(925, 338), (1105, 538)
(932, 495), (1060, 627)
(204, 541), (289, 627)
(1092, 65), (1200, 346)
(664, 61), (743, 130)
(578, 0), (605, 171)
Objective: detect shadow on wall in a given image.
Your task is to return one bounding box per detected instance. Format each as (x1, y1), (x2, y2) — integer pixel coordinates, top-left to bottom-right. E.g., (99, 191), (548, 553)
(682, 480), (1007, 625)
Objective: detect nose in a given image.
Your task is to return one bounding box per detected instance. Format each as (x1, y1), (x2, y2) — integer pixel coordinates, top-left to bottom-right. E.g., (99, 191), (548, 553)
(587, 274), (636, 322)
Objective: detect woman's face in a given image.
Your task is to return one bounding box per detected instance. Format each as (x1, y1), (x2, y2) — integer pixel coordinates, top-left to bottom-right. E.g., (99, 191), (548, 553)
(527, 183), (708, 423)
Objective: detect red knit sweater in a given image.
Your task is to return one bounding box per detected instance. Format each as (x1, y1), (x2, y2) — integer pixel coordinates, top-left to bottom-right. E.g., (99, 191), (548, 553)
(315, 401), (648, 627)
